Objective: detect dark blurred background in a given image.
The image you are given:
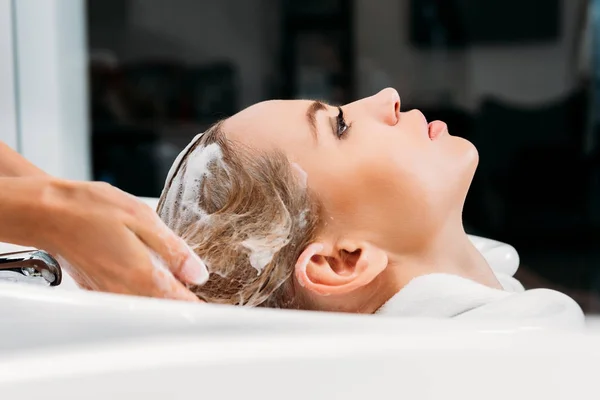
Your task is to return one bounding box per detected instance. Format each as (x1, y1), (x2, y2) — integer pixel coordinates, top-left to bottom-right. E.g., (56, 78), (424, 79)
(86, 0), (600, 312)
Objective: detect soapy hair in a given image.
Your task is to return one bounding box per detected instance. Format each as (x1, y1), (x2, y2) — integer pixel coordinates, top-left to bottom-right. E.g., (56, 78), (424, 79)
(157, 122), (321, 308)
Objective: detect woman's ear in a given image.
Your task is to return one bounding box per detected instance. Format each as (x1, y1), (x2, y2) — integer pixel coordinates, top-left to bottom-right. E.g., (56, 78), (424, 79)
(295, 241), (388, 296)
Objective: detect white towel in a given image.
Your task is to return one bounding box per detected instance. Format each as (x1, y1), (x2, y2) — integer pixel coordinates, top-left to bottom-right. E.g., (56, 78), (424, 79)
(377, 273), (583, 327)
(376, 236), (585, 329)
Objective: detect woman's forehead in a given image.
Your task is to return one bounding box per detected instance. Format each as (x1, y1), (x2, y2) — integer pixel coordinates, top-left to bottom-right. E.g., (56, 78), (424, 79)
(223, 99), (313, 145)
(226, 99), (311, 127)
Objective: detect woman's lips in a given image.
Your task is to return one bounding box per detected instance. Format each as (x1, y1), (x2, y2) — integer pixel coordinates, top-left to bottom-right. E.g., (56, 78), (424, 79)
(428, 120), (448, 140)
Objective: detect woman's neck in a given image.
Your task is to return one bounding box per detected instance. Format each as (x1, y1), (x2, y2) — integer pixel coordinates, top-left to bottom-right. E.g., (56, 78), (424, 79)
(441, 231), (503, 289)
(386, 218), (503, 292)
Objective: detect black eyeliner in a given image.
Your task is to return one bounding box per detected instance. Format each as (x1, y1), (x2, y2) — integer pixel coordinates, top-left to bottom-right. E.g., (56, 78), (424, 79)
(337, 106), (344, 121)
(335, 106), (349, 139)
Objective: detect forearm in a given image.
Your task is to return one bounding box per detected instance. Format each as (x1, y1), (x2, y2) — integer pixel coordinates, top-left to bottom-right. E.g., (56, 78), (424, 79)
(0, 141), (47, 178)
(0, 177), (52, 248)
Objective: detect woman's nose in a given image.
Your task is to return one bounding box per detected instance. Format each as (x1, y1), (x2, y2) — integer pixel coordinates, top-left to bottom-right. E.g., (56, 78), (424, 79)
(372, 87), (401, 126)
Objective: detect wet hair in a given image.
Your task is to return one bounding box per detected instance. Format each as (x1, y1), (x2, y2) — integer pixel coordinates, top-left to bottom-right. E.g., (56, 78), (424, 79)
(157, 122), (322, 308)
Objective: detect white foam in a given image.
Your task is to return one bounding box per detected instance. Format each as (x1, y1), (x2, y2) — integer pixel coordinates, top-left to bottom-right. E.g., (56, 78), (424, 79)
(298, 209), (308, 229)
(241, 225), (291, 274)
(162, 132), (205, 193)
(291, 162), (308, 188)
(180, 143), (222, 204)
(162, 142), (224, 232)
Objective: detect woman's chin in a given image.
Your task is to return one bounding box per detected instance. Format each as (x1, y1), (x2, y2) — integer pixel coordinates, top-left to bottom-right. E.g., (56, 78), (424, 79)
(468, 142), (479, 172)
(451, 138), (479, 201)
(456, 136), (479, 172)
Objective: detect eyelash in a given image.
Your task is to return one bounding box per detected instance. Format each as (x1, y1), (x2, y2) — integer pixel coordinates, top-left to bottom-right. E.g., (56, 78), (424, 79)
(336, 106), (350, 139)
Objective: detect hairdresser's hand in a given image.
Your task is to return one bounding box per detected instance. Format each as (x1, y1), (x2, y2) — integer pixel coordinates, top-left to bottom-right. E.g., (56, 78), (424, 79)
(33, 178), (208, 301)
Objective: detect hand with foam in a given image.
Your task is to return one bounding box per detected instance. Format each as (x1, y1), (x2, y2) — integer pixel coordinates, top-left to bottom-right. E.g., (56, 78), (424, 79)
(1, 176), (208, 301)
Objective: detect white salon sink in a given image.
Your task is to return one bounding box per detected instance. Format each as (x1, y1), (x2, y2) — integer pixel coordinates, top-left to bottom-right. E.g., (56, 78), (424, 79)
(0, 276), (546, 354)
(0, 282), (599, 400)
(0, 259), (599, 400)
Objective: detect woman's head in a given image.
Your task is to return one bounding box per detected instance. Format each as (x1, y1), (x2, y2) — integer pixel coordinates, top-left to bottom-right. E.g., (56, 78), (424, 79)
(157, 123), (320, 308)
(158, 88), (479, 312)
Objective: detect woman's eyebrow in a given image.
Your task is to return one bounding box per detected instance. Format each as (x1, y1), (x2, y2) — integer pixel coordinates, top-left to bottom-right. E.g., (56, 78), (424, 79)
(306, 100), (328, 143)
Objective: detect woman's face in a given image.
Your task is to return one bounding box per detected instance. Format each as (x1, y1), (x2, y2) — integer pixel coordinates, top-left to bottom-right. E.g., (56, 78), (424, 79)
(224, 88), (478, 254)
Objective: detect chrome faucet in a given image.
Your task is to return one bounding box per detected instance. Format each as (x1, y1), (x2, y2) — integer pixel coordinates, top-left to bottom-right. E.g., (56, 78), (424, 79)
(0, 250), (62, 286)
